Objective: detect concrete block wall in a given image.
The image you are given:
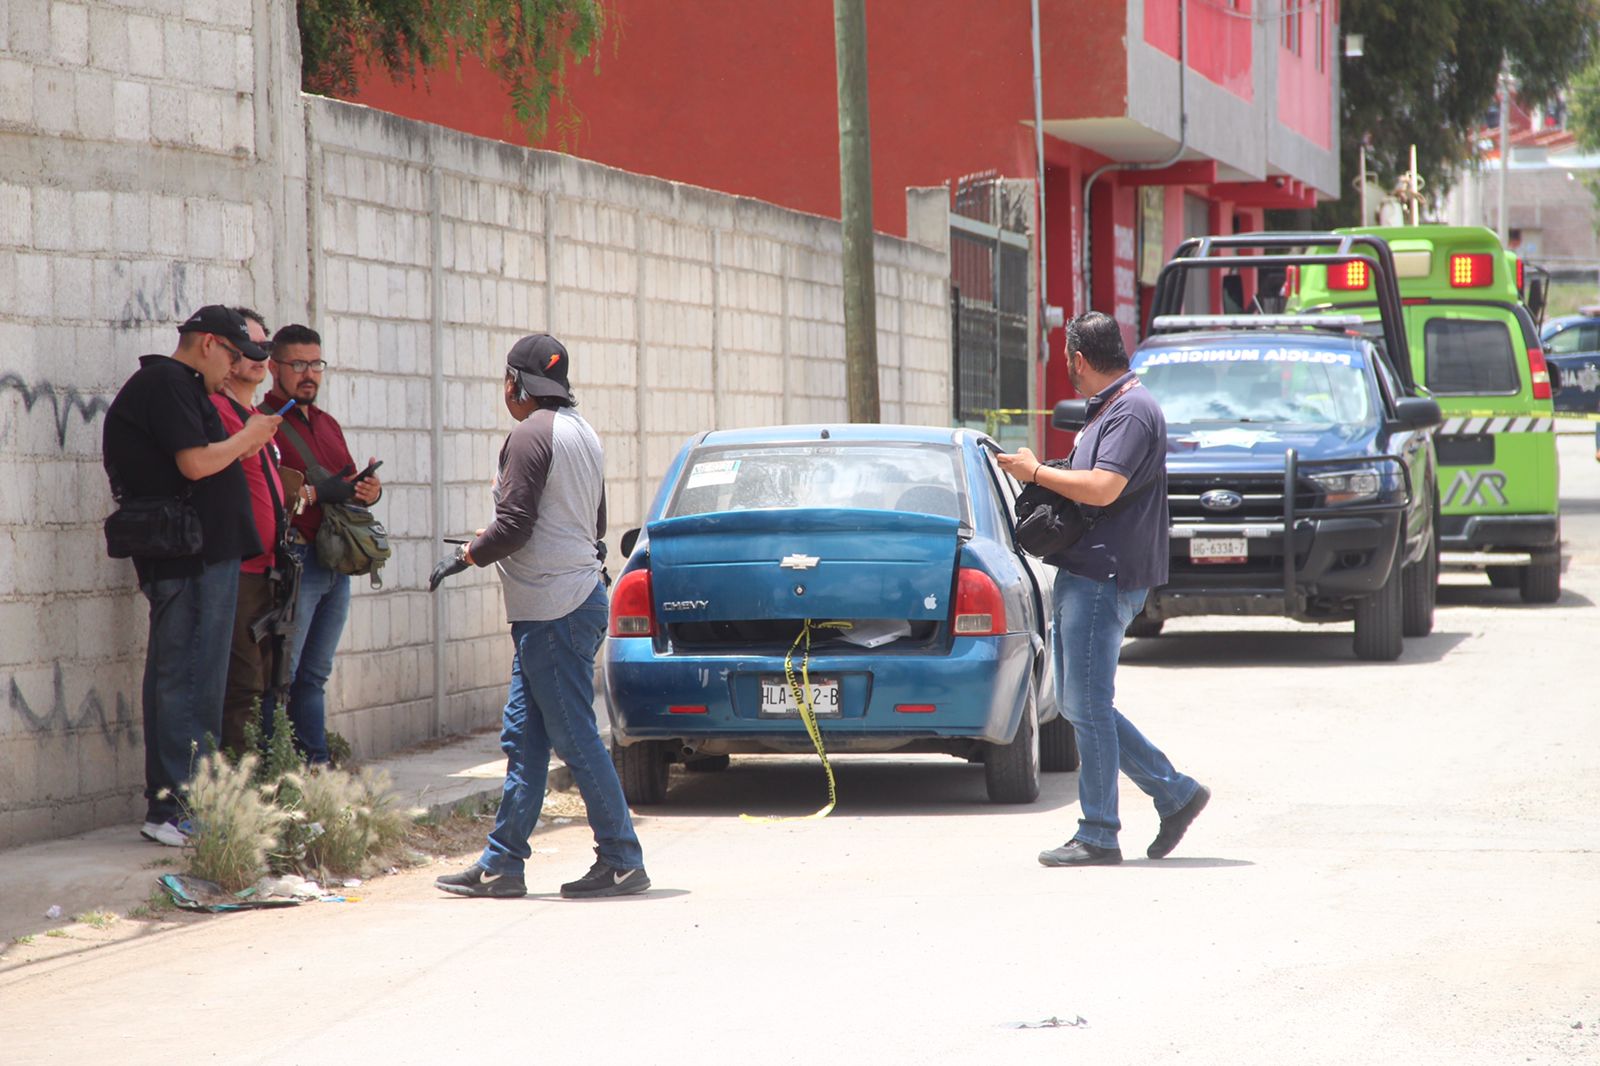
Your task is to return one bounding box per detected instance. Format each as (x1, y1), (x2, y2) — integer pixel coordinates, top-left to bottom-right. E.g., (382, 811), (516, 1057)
(305, 99), (954, 756)
(0, 2), (951, 848)
(0, 0), (306, 845)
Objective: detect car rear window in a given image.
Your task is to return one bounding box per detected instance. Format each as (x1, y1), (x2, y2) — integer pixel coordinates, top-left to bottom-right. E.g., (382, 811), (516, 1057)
(1424, 318), (1519, 395)
(668, 443), (966, 520)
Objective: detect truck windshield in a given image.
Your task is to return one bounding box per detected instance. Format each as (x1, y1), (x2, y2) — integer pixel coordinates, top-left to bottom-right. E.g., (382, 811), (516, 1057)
(1134, 345), (1375, 425)
(668, 443), (967, 520)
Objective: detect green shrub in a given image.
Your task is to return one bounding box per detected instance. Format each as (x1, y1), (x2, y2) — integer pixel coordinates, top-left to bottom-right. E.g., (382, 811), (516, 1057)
(184, 753), (294, 892)
(298, 767), (411, 877)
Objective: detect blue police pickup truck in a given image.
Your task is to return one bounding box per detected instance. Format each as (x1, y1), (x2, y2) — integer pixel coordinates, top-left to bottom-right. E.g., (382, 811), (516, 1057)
(1096, 234), (1444, 661)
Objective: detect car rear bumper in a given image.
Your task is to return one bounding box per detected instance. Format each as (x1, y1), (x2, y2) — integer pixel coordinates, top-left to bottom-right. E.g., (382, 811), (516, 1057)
(604, 633), (1033, 749)
(1439, 513), (1559, 551)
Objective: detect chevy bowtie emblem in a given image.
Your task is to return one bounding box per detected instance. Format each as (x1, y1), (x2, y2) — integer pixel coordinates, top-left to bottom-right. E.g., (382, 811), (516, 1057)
(780, 554), (820, 570)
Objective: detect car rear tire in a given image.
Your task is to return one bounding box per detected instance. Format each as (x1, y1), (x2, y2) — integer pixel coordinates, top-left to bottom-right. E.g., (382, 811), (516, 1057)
(683, 754), (731, 773)
(1520, 551), (1561, 604)
(1401, 533), (1437, 638)
(613, 740), (670, 805)
(1125, 611), (1165, 638)
(1353, 553), (1404, 662)
(1486, 566), (1520, 589)
(1040, 715), (1079, 773)
(984, 689), (1041, 804)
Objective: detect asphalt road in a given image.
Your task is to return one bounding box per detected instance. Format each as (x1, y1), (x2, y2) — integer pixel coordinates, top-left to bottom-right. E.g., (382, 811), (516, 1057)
(2, 436), (1597, 1066)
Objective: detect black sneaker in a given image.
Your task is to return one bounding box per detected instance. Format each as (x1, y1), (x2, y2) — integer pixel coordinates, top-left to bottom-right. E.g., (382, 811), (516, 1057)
(560, 851), (651, 899)
(434, 863), (526, 898)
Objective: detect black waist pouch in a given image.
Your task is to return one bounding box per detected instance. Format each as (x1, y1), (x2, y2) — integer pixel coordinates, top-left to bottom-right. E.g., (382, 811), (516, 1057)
(104, 497), (204, 560)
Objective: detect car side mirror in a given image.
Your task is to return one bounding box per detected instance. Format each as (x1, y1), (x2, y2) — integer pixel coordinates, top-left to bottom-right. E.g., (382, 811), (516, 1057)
(1052, 399), (1089, 431)
(1527, 277), (1548, 321)
(620, 528), (641, 558)
(1393, 397), (1443, 431)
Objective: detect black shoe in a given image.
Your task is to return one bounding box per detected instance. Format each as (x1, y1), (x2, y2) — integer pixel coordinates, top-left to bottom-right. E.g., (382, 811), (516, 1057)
(1148, 784), (1211, 859)
(435, 863), (526, 898)
(1038, 839), (1122, 867)
(560, 851), (651, 899)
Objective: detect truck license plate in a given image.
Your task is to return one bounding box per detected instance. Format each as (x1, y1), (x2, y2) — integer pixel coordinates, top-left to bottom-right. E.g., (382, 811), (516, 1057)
(760, 677), (841, 717)
(1190, 537), (1248, 564)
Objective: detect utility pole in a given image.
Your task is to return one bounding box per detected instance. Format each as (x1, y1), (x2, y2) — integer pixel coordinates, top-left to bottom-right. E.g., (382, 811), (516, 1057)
(834, 0), (880, 422)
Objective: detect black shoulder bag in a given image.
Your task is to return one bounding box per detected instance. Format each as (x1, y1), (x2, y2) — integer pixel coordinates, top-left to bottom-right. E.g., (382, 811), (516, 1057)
(1012, 379), (1148, 559)
(103, 458), (204, 561)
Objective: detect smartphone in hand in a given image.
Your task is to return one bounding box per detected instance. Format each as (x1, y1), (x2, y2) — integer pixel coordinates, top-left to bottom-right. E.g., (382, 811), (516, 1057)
(352, 459), (383, 483)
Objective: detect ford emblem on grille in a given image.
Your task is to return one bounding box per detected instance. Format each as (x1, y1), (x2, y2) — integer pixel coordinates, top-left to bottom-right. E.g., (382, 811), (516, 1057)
(1199, 489), (1243, 512)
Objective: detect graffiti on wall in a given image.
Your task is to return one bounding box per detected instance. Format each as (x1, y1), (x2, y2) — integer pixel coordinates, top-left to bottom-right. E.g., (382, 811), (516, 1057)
(6, 665), (137, 747)
(0, 373), (111, 449)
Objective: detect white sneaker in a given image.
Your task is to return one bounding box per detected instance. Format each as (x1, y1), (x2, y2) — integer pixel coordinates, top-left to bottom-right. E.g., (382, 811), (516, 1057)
(139, 818), (192, 847)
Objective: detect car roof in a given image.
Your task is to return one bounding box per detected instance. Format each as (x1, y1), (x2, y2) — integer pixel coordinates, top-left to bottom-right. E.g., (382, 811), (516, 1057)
(1543, 314), (1600, 331)
(1137, 329), (1369, 356)
(697, 423), (967, 447)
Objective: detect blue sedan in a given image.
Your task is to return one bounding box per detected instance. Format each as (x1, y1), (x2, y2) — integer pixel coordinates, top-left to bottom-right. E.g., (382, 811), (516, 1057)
(604, 424), (1070, 805)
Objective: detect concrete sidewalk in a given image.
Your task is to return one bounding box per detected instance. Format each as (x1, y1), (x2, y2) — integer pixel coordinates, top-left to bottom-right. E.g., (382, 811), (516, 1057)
(0, 723), (587, 944)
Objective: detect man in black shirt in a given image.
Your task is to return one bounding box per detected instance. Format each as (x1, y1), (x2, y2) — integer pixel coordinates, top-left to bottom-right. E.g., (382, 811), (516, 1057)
(102, 305), (282, 846)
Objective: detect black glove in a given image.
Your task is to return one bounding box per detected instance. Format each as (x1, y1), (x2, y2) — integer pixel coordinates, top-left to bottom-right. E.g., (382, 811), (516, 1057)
(313, 469), (357, 506)
(428, 546), (471, 592)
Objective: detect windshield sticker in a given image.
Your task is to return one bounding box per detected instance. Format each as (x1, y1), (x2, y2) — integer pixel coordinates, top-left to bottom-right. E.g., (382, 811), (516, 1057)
(684, 459), (741, 489)
(1140, 347), (1357, 369)
(1181, 427), (1283, 449)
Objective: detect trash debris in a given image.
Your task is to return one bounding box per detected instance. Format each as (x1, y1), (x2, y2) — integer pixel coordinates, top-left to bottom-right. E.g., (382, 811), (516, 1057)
(342, 878), (362, 888)
(552, 817), (573, 825)
(1574, 1021), (1586, 1030)
(1015, 1015), (1089, 1030)
(44, 905), (62, 920)
(158, 875), (303, 913)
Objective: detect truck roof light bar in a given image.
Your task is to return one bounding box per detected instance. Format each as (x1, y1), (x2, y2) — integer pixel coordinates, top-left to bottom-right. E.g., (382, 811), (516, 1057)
(1151, 314), (1366, 332)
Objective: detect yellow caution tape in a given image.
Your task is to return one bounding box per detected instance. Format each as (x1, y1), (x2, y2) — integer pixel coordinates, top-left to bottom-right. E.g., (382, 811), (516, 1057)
(740, 619), (852, 824)
(1444, 409), (1600, 422)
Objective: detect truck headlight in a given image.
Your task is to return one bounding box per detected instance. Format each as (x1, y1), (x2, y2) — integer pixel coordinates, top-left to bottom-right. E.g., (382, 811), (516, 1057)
(1308, 470), (1382, 505)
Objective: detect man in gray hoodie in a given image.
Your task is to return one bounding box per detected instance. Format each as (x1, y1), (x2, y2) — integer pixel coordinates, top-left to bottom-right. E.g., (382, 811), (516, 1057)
(428, 333), (648, 899)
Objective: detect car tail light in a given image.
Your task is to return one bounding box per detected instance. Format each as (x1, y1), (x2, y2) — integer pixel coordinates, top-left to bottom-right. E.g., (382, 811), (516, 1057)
(1515, 256), (1525, 292)
(1449, 253), (1493, 287)
(1282, 265), (1299, 297)
(609, 569), (655, 636)
(1528, 345), (1552, 400)
(952, 568), (1005, 636)
(1328, 260), (1370, 291)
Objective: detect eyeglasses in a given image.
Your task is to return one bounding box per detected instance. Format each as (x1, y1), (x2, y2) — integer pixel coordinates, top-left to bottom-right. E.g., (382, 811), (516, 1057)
(274, 358), (328, 373)
(213, 336), (243, 360)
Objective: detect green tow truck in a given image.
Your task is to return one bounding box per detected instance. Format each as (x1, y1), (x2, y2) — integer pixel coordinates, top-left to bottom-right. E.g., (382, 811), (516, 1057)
(1292, 225), (1561, 602)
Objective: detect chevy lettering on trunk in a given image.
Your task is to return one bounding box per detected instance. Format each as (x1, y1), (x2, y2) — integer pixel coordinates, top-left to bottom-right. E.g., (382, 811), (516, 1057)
(662, 600), (710, 611)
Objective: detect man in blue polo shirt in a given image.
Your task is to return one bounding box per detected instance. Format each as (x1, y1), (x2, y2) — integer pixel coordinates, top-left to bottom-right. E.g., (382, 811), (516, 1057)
(999, 312), (1209, 867)
(102, 305), (282, 846)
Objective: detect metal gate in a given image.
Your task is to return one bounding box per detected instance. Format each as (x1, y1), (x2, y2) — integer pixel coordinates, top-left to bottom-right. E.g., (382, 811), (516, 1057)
(950, 174), (1032, 439)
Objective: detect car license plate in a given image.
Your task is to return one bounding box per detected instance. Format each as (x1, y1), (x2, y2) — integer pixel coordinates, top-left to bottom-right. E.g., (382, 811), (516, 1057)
(760, 677), (841, 717)
(1190, 537), (1248, 564)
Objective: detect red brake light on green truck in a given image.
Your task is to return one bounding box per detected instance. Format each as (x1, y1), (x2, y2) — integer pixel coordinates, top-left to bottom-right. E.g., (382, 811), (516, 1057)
(1328, 260), (1370, 291)
(1449, 253), (1494, 288)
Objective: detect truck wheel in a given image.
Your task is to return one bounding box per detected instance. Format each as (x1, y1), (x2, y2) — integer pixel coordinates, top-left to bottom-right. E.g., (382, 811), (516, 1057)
(1125, 611), (1165, 638)
(613, 740), (670, 805)
(1353, 557), (1404, 662)
(1520, 551), (1561, 604)
(1486, 566), (1519, 589)
(1401, 535), (1437, 638)
(984, 688), (1041, 803)
(1040, 715), (1079, 773)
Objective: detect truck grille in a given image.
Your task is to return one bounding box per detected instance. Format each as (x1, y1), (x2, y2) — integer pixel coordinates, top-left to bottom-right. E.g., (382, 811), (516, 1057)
(1167, 473), (1319, 522)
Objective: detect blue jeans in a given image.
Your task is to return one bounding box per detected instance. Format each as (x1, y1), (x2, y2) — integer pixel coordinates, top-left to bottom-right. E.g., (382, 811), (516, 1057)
(480, 582), (643, 876)
(282, 545), (351, 763)
(1053, 569), (1198, 850)
(139, 559), (239, 821)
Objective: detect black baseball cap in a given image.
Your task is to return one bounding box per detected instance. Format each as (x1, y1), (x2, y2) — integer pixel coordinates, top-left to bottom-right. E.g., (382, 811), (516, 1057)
(506, 333), (572, 401)
(177, 305), (269, 361)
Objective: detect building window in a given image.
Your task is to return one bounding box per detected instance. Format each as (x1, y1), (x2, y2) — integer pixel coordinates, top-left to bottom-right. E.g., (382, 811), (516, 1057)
(1314, 1), (1325, 71)
(1282, 1), (1301, 55)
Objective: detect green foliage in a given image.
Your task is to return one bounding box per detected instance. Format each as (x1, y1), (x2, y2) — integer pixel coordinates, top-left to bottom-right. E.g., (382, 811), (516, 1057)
(1317, 0), (1600, 226)
(183, 753), (293, 892)
(296, 0), (607, 143)
(326, 730), (353, 768)
(1573, 53), (1600, 152)
(298, 767), (411, 876)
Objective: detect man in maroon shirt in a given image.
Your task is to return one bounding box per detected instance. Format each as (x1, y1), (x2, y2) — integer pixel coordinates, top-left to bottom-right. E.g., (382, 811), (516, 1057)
(262, 323), (381, 763)
(211, 308), (290, 753)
